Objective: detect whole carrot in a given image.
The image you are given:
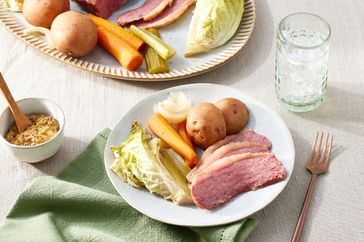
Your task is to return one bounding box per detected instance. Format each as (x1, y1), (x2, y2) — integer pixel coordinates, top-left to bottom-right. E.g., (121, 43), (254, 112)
(97, 26), (143, 71)
(148, 113), (198, 168)
(89, 14), (144, 51)
(177, 121), (194, 151)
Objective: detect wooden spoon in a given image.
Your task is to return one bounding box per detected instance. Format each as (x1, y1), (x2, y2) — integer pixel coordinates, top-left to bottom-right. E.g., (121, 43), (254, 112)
(0, 72), (32, 133)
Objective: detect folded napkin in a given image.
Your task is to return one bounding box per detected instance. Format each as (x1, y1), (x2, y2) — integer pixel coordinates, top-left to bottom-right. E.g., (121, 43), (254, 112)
(0, 129), (258, 242)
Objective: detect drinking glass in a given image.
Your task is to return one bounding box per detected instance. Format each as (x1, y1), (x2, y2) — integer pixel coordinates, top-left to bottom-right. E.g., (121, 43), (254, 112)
(275, 13), (331, 112)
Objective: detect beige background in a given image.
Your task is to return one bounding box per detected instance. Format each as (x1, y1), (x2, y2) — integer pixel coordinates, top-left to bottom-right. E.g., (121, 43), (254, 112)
(1, 0), (364, 241)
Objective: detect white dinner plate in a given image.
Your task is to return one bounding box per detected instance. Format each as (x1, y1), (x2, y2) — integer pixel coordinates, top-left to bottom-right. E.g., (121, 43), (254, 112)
(0, 0), (255, 81)
(104, 83), (295, 226)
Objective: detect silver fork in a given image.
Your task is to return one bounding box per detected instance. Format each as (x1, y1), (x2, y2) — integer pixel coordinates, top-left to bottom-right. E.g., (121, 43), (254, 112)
(291, 132), (333, 242)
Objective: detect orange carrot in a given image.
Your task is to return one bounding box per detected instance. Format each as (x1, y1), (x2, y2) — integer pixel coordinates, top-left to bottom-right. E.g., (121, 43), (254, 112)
(177, 121), (195, 151)
(148, 113), (198, 168)
(89, 14), (144, 51)
(97, 26), (143, 71)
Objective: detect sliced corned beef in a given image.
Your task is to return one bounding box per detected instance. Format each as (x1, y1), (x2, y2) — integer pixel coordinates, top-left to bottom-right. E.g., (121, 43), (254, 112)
(75, 0), (127, 19)
(200, 129), (272, 162)
(129, 0), (195, 29)
(117, 0), (173, 26)
(191, 153), (286, 209)
(187, 142), (268, 181)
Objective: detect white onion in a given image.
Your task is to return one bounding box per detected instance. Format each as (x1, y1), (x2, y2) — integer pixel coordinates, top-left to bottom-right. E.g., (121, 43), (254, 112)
(23, 27), (55, 50)
(154, 92), (191, 123)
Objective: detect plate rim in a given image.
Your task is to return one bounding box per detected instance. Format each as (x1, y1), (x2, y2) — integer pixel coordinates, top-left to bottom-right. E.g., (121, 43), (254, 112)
(0, 0), (256, 81)
(104, 83), (295, 226)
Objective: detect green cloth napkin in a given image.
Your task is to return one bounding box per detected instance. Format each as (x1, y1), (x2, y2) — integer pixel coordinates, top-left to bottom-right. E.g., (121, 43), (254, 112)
(0, 129), (258, 242)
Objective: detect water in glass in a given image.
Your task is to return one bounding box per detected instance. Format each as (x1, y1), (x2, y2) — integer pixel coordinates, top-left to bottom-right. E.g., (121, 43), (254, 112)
(275, 13), (330, 112)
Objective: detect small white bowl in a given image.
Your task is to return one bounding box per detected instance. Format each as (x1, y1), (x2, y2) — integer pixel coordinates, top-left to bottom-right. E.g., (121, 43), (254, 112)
(0, 98), (65, 163)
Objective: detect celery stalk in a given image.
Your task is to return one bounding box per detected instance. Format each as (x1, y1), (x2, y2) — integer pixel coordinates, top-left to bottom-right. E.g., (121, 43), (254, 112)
(2, 0), (23, 12)
(144, 29), (169, 74)
(130, 25), (176, 60)
(161, 148), (191, 177)
(159, 150), (190, 195)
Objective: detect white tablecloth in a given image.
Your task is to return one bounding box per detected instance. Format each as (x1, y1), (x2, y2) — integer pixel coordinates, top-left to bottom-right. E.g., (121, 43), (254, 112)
(1, 0), (363, 241)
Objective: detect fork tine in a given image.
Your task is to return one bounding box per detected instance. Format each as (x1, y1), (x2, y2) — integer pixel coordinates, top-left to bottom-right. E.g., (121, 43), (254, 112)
(325, 134), (333, 163)
(319, 133), (330, 162)
(314, 132), (324, 162)
(308, 132), (319, 163)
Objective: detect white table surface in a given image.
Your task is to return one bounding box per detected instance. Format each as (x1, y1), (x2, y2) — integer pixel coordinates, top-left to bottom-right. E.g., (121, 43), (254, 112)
(1, 0), (364, 241)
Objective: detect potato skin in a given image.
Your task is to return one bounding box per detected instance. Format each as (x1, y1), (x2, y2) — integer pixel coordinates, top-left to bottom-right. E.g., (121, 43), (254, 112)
(186, 103), (226, 149)
(23, 0), (69, 28)
(51, 11), (97, 57)
(215, 98), (249, 135)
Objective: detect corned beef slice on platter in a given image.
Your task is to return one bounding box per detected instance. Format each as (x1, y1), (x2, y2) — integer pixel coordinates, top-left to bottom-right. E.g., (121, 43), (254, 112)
(117, 0), (173, 26)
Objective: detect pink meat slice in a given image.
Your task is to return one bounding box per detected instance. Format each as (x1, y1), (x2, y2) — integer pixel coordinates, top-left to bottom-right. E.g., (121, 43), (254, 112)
(200, 129), (272, 162)
(191, 153), (286, 209)
(75, 0), (127, 19)
(187, 142), (268, 181)
(129, 0), (195, 29)
(117, 0), (173, 26)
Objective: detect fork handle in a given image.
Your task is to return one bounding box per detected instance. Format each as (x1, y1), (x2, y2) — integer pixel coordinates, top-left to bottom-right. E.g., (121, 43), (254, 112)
(291, 174), (318, 242)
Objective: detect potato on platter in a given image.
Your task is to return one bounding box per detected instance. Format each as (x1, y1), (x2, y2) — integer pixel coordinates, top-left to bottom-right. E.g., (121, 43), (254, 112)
(215, 98), (249, 135)
(186, 103), (226, 149)
(23, 0), (69, 28)
(51, 11), (97, 57)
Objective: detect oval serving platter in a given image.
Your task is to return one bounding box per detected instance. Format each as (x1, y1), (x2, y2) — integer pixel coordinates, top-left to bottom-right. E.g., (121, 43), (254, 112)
(104, 83), (295, 226)
(0, 0), (255, 81)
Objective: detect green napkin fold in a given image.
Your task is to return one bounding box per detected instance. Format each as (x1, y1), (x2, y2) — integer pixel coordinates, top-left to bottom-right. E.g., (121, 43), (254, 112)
(0, 129), (258, 242)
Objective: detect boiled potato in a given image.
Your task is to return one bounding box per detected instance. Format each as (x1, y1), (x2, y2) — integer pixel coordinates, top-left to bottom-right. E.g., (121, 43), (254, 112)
(186, 103), (226, 149)
(215, 98), (249, 135)
(23, 0), (69, 28)
(51, 11), (97, 57)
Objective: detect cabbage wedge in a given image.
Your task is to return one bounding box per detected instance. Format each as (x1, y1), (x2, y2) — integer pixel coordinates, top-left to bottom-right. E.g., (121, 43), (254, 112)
(185, 0), (245, 57)
(111, 120), (193, 205)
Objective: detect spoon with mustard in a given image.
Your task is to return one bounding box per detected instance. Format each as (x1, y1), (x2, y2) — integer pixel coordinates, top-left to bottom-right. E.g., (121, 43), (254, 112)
(0, 72), (32, 133)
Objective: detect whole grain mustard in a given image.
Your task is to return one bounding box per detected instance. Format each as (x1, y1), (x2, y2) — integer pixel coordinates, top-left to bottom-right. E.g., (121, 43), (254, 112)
(5, 114), (59, 146)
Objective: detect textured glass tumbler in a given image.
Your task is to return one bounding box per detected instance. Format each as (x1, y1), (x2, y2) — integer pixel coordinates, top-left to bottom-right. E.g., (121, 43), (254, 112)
(275, 13), (331, 112)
